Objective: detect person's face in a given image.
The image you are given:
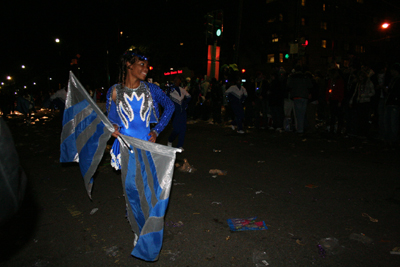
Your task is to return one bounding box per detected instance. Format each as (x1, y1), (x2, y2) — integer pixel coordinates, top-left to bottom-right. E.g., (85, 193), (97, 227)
(127, 59), (149, 81)
(174, 77), (181, 86)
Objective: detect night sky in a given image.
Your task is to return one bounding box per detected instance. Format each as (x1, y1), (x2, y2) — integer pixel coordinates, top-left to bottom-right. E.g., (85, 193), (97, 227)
(1, 0), (243, 89)
(2, 0), (400, 90)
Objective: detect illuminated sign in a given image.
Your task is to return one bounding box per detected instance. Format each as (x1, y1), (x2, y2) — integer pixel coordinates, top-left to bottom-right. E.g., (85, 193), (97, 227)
(164, 70), (183, 76)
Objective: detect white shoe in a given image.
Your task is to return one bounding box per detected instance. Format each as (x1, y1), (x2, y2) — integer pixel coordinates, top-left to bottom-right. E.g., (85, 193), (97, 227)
(167, 142), (172, 147)
(231, 125), (236, 130)
(237, 130), (245, 134)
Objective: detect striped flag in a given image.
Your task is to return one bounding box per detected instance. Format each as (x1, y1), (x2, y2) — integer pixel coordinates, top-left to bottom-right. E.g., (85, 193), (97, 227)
(60, 71), (180, 261)
(119, 134), (179, 261)
(60, 71), (114, 198)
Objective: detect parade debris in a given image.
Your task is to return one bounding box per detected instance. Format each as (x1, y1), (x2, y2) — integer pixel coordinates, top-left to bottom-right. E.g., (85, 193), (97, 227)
(349, 233), (373, 244)
(362, 213), (378, 222)
(390, 247), (400, 255)
(252, 250), (269, 266)
(177, 159), (196, 173)
(209, 169), (227, 175)
(318, 237), (343, 255)
(227, 217), (268, 231)
(90, 208), (98, 215)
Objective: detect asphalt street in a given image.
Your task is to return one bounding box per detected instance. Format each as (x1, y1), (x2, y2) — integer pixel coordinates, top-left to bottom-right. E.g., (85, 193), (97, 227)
(1, 110), (400, 267)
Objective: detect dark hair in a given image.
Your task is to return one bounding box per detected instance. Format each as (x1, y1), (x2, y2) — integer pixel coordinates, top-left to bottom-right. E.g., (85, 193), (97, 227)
(118, 49), (148, 86)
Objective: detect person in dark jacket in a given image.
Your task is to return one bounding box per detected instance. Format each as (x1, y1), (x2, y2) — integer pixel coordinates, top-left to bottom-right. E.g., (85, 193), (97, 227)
(383, 63), (400, 147)
(287, 66), (313, 135)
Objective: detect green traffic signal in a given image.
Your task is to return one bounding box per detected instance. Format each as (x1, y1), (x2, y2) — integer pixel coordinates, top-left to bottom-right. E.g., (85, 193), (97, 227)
(285, 54), (289, 59)
(216, 29), (221, 37)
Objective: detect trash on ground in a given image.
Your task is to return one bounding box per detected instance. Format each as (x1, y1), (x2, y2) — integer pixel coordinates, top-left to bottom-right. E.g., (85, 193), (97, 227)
(90, 208), (98, 215)
(317, 244), (326, 258)
(296, 239), (306, 245)
(166, 221), (184, 227)
(253, 250), (269, 266)
(178, 159), (196, 173)
(105, 246), (119, 257)
(161, 250), (181, 261)
(305, 184), (319, 188)
(390, 247), (400, 255)
(32, 259), (50, 267)
(213, 149), (221, 152)
(226, 236), (230, 241)
(349, 233), (373, 244)
(209, 169), (227, 175)
(318, 237), (344, 255)
(255, 190), (264, 194)
(211, 202), (222, 205)
(362, 213), (378, 222)
(257, 161), (265, 163)
(227, 217), (268, 231)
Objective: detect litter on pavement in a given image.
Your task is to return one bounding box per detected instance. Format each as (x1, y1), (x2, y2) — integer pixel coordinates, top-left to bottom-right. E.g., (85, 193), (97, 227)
(390, 247), (400, 255)
(209, 169), (227, 175)
(362, 213), (378, 222)
(177, 159), (196, 173)
(227, 217), (268, 231)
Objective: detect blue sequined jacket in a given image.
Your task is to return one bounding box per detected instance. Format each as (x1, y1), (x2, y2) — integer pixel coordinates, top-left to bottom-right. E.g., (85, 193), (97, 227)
(106, 82), (174, 136)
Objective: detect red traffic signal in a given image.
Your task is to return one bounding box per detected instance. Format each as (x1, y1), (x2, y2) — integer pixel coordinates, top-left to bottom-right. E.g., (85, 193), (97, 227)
(241, 68), (246, 73)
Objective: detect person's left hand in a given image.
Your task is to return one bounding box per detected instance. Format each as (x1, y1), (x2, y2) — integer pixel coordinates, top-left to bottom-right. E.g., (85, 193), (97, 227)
(148, 131), (157, 143)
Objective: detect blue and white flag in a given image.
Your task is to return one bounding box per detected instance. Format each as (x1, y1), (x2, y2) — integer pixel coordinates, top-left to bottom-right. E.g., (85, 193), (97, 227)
(119, 134), (179, 261)
(60, 71), (180, 261)
(60, 71), (114, 198)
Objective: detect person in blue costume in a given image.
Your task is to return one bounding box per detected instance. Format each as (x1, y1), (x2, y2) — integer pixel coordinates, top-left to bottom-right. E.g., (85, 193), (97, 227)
(167, 75), (191, 150)
(106, 49), (175, 167)
(105, 49), (174, 244)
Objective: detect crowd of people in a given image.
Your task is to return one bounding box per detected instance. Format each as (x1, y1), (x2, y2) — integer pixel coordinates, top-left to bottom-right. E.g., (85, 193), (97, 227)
(1, 61), (399, 149)
(164, 62), (400, 150)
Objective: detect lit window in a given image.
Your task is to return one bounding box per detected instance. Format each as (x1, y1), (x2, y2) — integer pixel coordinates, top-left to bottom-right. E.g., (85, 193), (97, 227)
(272, 33), (279, 42)
(301, 0), (306, 6)
(320, 22), (327, 30)
(279, 53), (284, 63)
(321, 40), (327, 48)
(356, 0), (363, 3)
(268, 54), (275, 63)
(279, 13), (283, 21)
(301, 18), (305, 26)
(323, 4), (325, 11)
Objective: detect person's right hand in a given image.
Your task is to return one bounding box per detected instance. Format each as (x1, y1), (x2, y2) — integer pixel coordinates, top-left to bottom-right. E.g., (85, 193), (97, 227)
(112, 124), (120, 138)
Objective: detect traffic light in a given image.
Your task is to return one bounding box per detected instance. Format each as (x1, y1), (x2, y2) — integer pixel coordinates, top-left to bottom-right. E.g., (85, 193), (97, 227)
(285, 53), (290, 59)
(149, 66), (153, 70)
(241, 68), (246, 73)
(214, 11), (223, 39)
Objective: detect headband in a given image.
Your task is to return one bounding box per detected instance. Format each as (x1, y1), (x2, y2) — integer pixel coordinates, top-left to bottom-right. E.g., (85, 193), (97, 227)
(124, 51), (148, 61)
